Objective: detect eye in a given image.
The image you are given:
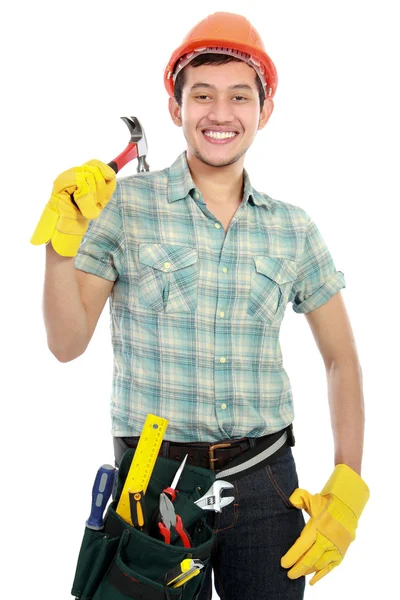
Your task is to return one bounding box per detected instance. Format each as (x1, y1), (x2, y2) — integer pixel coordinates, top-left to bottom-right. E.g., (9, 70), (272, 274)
(195, 95), (210, 100)
(233, 96), (247, 101)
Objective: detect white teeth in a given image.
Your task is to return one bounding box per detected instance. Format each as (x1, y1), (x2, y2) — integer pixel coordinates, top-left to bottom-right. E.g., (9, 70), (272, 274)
(204, 131), (237, 139)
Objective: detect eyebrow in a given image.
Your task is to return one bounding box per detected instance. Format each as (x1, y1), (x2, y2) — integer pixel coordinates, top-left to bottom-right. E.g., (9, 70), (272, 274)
(190, 82), (254, 92)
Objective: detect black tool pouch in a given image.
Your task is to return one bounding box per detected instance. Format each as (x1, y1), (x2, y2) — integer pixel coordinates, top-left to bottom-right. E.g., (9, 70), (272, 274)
(71, 448), (216, 600)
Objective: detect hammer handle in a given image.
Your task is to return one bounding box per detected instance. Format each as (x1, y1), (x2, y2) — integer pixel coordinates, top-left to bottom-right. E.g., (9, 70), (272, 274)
(108, 142), (139, 174)
(70, 142), (139, 209)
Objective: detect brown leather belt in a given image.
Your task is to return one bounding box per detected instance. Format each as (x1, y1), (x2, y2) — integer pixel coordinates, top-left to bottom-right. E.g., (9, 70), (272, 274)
(113, 424), (295, 477)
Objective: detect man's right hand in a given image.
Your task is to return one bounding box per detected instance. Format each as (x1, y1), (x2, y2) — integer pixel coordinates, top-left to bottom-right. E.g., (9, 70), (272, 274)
(31, 159), (117, 257)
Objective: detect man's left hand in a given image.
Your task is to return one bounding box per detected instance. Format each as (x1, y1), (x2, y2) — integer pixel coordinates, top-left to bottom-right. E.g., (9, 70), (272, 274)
(280, 464), (370, 585)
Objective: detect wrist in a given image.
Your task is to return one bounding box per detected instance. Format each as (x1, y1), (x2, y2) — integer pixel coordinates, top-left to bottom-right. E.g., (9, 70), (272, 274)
(321, 464), (370, 518)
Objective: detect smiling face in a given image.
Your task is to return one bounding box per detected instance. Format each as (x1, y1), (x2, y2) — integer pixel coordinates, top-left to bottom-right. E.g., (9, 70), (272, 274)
(169, 60), (274, 168)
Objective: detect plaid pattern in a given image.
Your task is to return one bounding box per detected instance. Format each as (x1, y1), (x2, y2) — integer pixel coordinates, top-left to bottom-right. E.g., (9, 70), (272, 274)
(75, 151), (345, 442)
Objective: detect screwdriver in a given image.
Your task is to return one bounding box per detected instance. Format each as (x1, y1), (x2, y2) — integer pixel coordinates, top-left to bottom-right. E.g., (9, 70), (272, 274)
(74, 465), (116, 599)
(86, 464), (116, 530)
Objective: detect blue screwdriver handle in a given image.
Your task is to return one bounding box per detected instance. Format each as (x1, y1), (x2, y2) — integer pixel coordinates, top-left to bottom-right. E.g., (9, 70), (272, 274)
(86, 464), (116, 530)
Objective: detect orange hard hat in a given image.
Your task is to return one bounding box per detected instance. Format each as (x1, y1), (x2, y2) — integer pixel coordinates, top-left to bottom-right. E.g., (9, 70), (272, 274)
(164, 12), (278, 99)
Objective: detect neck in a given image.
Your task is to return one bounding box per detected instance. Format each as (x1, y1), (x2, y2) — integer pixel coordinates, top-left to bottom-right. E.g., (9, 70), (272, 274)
(186, 149), (245, 206)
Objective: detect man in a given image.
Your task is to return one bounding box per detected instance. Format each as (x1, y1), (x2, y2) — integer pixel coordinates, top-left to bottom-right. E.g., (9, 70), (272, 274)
(31, 11), (370, 600)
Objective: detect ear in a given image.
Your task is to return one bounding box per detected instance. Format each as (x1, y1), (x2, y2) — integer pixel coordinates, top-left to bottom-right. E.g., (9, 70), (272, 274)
(168, 96), (182, 127)
(258, 98), (274, 131)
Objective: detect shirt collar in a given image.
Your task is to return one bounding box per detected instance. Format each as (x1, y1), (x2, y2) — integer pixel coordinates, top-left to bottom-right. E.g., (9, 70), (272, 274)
(167, 151), (272, 209)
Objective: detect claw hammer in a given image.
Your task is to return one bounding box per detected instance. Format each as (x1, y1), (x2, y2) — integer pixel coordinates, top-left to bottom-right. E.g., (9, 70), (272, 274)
(108, 116), (150, 173)
(71, 116), (149, 210)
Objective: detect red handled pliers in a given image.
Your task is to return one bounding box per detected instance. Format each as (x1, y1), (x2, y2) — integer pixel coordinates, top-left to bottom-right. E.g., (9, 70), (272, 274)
(163, 454), (188, 502)
(158, 493), (191, 547)
(156, 454), (191, 547)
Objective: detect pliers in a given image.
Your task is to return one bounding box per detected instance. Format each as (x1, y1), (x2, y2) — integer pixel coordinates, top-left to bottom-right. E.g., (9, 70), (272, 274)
(157, 492), (191, 547)
(163, 453), (188, 502)
(154, 454), (191, 547)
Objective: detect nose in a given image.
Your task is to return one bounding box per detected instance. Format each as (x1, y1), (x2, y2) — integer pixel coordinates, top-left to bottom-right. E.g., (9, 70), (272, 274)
(207, 98), (235, 123)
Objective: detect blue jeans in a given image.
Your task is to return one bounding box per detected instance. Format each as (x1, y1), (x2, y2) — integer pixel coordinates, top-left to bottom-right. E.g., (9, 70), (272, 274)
(197, 446), (306, 600)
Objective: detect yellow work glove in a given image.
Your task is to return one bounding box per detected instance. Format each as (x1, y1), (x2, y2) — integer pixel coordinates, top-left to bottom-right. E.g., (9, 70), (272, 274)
(281, 464), (370, 586)
(30, 159), (116, 257)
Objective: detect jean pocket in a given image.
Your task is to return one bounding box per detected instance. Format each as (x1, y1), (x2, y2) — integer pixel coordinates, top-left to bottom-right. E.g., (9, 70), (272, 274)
(247, 256), (297, 325)
(265, 447), (299, 509)
(138, 243), (199, 313)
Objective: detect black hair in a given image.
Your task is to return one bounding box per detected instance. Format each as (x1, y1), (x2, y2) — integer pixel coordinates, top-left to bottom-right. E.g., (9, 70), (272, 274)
(173, 53), (266, 110)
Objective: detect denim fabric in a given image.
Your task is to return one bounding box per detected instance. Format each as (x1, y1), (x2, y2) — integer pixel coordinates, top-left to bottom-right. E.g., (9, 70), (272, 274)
(197, 446), (306, 600)
(113, 439), (306, 599)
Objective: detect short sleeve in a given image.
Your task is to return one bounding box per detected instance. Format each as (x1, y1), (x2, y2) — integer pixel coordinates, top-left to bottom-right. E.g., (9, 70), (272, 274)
(289, 212), (346, 314)
(74, 180), (124, 281)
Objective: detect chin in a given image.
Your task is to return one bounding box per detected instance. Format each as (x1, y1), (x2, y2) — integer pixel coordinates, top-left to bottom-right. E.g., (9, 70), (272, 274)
(191, 147), (246, 168)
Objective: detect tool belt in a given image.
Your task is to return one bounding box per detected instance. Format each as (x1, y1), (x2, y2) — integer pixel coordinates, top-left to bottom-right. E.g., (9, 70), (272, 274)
(71, 450), (217, 600)
(114, 424), (295, 484)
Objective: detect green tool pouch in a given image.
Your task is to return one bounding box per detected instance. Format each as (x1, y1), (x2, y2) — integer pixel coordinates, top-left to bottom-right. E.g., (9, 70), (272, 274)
(71, 448), (216, 600)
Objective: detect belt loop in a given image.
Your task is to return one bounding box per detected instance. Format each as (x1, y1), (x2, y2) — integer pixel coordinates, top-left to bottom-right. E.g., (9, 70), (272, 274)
(160, 440), (170, 458)
(287, 424), (295, 446)
(249, 438), (256, 449)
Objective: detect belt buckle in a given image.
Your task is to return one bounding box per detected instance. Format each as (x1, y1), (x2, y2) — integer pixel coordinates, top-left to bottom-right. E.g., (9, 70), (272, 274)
(208, 442), (233, 471)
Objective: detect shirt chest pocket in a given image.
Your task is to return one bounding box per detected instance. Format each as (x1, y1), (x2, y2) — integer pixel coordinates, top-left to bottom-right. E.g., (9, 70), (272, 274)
(138, 243), (199, 313)
(247, 256), (297, 325)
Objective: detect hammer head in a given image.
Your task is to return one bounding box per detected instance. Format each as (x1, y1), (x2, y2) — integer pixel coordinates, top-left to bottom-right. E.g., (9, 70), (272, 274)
(194, 480), (234, 513)
(120, 116), (149, 172)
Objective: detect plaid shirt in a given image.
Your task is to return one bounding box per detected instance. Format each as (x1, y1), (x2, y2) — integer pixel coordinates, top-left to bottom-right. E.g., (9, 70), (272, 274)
(75, 151), (345, 442)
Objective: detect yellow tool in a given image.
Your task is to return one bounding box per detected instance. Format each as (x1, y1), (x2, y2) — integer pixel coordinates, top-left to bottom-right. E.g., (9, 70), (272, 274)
(116, 414), (169, 525)
(166, 559), (204, 587)
(172, 564), (202, 588)
(128, 489), (145, 530)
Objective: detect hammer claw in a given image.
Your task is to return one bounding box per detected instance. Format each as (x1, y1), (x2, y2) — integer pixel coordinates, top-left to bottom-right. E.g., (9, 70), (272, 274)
(108, 115), (149, 174)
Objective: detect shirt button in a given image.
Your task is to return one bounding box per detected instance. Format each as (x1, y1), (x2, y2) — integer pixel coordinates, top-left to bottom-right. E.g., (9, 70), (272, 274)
(164, 262), (171, 269)
(222, 267), (228, 273)
(193, 191), (200, 200)
(215, 223), (221, 229)
(221, 403), (227, 410)
(276, 274), (281, 282)
(219, 311), (225, 318)
(220, 357), (226, 363)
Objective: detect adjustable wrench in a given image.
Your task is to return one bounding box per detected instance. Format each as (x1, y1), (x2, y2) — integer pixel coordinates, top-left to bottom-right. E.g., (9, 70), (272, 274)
(194, 480), (234, 513)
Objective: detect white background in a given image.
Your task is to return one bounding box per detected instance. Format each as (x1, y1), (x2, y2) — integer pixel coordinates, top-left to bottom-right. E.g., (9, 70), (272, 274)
(2, 0), (399, 597)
